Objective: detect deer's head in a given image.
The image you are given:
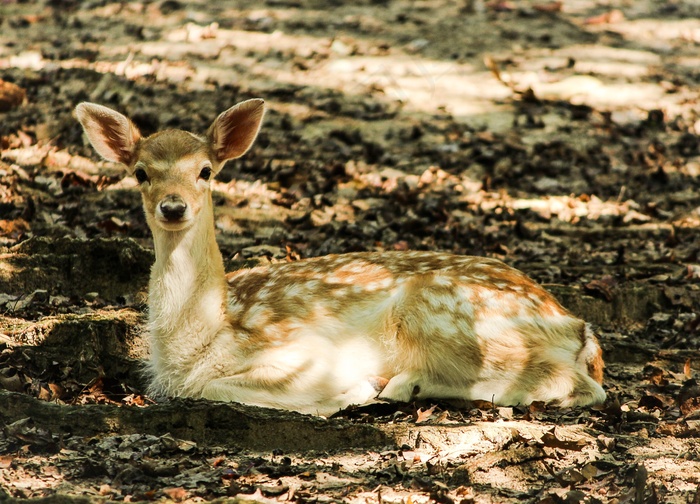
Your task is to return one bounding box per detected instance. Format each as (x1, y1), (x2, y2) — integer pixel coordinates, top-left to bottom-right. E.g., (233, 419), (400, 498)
(75, 100), (265, 232)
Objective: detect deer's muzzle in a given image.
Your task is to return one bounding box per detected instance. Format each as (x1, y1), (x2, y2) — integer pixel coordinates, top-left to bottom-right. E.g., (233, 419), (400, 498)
(158, 194), (187, 222)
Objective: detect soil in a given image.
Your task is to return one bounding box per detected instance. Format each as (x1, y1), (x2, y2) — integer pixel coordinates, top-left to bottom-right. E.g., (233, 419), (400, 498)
(1, 0), (700, 502)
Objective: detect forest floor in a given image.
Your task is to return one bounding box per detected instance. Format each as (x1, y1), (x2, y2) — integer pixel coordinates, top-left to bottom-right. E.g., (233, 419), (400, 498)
(1, 0), (700, 502)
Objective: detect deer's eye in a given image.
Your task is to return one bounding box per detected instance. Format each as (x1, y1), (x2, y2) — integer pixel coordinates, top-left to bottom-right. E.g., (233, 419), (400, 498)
(199, 166), (212, 181)
(134, 168), (149, 184)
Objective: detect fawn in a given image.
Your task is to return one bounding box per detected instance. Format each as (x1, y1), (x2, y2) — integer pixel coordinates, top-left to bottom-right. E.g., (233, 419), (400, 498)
(75, 99), (605, 416)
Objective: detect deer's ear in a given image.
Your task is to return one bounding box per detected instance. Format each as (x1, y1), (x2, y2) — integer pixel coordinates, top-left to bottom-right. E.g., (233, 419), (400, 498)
(75, 102), (141, 167)
(207, 99), (265, 166)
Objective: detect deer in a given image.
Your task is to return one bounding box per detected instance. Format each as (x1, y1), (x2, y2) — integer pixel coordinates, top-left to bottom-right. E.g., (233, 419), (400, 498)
(74, 99), (606, 416)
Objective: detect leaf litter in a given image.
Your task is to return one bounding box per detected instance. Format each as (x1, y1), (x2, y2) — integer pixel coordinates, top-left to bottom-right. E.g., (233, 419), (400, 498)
(1, 0), (700, 502)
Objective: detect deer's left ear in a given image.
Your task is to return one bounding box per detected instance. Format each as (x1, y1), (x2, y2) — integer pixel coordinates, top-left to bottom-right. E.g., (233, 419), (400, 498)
(207, 99), (265, 166)
(75, 102), (142, 168)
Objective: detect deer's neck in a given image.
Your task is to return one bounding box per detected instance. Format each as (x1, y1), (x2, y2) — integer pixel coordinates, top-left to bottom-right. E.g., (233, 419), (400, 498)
(148, 199), (227, 346)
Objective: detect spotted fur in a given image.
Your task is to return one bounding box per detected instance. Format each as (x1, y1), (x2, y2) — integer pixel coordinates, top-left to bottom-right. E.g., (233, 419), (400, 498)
(75, 100), (606, 416)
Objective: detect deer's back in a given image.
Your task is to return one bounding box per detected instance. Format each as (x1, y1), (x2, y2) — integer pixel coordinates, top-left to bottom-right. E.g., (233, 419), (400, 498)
(224, 251), (576, 347)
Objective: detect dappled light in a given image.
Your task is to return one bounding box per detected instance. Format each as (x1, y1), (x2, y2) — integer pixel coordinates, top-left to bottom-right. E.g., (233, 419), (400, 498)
(1, 0), (700, 502)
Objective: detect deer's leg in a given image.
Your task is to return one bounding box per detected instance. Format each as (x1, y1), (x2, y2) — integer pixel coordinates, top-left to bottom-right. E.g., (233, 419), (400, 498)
(199, 346), (389, 415)
(377, 370), (425, 402)
(329, 377), (386, 410)
(368, 376), (389, 393)
(203, 375), (386, 416)
(553, 373), (606, 407)
(201, 375), (339, 416)
(378, 370), (484, 404)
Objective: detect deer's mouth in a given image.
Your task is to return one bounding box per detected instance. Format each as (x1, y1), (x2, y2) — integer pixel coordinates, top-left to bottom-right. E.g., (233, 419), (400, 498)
(155, 216), (192, 231)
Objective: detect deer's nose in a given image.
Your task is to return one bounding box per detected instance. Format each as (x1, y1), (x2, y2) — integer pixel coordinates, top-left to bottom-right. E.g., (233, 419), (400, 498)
(159, 194), (187, 221)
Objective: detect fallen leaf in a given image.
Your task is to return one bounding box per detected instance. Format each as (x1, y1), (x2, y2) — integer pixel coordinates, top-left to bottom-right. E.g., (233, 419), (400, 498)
(687, 265), (700, 280)
(17, 130), (34, 148)
(533, 1), (562, 12)
(434, 410), (449, 423)
(638, 394), (665, 410)
(416, 404), (437, 423)
(585, 9), (625, 25)
(61, 170), (97, 189)
(596, 435), (616, 451)
(486, 1), (515, 12)
(0, 219), (30, 240)
(529, 401), (547, 413)
(497, 407), (514, 420)
(96, 216), (130, 233)
(645, 366), (668, 387)
(584, 276), (617, 302)
(122, 394), (146, 406)
(0, 80), (26, 112)
(38, 386), (51, 401)
(657, 421), (690, 437)
(678, 379), (700, 416)
(285, 244), (302, 261)
(163, 487), (188, 501)
(540, 428), (588, 451)
(89, 377), (105, 395)
(48, 383), (64, 400)
(210, 456), (226, 467)
(393, 240), (409, 251)
(472, 399), (495, 410)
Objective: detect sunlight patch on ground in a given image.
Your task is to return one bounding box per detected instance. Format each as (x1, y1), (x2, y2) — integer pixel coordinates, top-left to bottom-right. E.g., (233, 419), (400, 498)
(608, 18), (700, 45)
(0, 261), (19, 283)
(509, 195), (650, 224)
(2, 17), (692, 132)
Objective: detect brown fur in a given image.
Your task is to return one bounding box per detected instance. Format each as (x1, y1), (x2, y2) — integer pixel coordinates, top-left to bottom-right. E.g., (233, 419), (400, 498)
(75, 100), (606, 416)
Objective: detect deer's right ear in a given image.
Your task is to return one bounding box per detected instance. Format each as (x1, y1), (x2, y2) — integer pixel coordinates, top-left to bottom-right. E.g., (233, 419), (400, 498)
(74, 102), (141, 168)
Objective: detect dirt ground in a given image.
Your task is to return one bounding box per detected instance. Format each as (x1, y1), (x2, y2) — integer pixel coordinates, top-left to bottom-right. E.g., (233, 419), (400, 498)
(1, 0), (700, 502)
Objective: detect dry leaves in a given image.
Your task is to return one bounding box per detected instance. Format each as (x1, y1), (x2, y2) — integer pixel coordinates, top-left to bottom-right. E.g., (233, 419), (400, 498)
(585, 9), (625, 25)
(0, 80), (25, 112)
(540, 428), (588, 451)
(415, 404), (438, 424)
(584, 275), (618, 302)
(1, 0), (700, 502)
